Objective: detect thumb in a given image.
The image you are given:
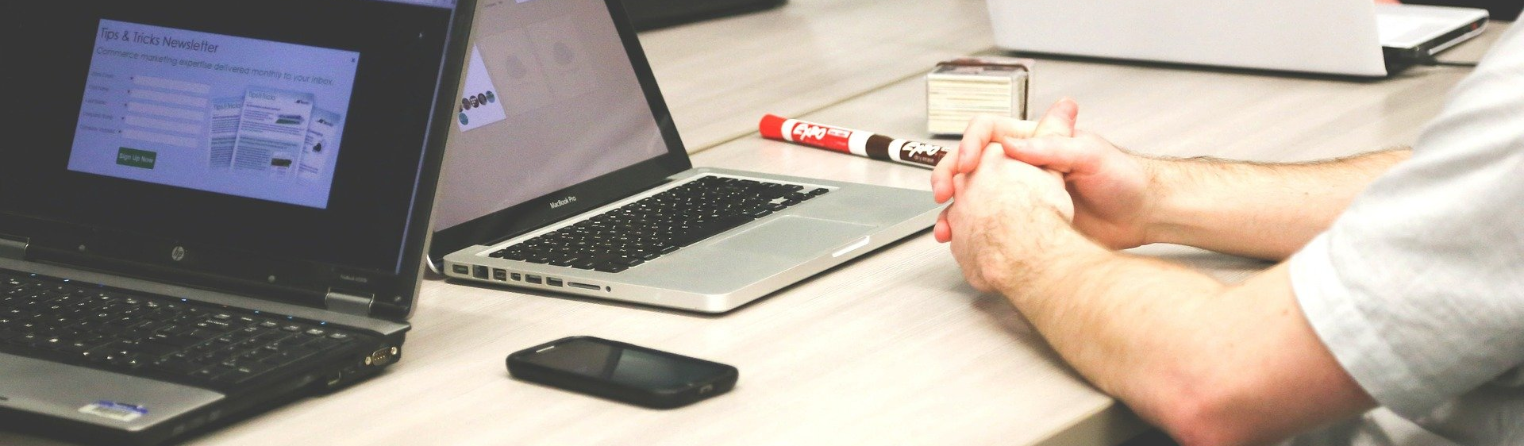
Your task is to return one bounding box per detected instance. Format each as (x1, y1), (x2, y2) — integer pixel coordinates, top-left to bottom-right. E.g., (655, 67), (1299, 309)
(1034, 98), (1079, 138)
(1003, 137), (1093, 174)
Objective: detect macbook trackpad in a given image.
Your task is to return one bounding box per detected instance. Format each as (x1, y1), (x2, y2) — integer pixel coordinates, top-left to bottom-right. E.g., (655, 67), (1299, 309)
(711, 216), (873, 259)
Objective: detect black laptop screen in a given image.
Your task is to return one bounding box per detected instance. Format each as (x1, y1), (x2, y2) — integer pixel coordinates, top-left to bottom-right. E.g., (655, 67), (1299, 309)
(68, 19), (361, 209)
(2, 0), (461, 274)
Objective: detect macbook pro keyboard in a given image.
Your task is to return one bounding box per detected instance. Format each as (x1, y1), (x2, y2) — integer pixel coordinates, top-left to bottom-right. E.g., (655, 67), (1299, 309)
(490, 176), (829, 273)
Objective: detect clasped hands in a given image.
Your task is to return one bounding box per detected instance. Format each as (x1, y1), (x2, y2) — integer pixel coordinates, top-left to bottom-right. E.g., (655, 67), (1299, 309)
(930, 99), (1156, 292)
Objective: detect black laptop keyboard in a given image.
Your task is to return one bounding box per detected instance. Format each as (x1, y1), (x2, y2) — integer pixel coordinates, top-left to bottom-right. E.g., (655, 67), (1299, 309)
(0, 270), (369, 390)
(490, 175), (829, 273)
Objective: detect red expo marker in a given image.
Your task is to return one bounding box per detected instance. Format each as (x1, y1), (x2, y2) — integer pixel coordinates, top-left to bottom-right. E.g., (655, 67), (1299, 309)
(759, 114), (950, 169)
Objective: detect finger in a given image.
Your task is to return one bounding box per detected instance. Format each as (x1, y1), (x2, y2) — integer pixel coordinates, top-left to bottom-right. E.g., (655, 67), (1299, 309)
(1033, 98), (1079, 138)
(956, 116), (1000, 178)
(944, 196), (957, 235)
(982, 137), (1009, 166)
(932, 145), (960, 203)
(956, 116), (1039, 176)
(1002, 136), (1098, 174)
(934, 207), (952, 243)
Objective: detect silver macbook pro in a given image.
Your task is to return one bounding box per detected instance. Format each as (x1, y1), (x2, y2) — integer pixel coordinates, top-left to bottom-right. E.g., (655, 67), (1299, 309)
(431, 0), (941, 313)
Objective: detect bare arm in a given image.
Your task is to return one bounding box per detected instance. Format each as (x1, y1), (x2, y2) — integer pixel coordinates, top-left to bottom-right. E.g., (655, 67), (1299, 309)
(1141, 150), (1410, 260)
(935, 105), (1409, 261)
(943, 148), (1377, 445)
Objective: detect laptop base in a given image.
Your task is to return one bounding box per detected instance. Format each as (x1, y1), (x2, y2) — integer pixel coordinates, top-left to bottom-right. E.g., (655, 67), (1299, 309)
(445, 168), (941, 314)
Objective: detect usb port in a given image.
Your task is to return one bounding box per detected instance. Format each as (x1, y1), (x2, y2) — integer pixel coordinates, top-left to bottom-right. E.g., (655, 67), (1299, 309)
(472, 265), (489, 279)
(547, 278), (564, 287)
(493, 269), (508, 281)
(511, 273), (522, 281)
(452, 264), (470, 275)
(526, 275), (543, 284)
(568, 282), (601, 291)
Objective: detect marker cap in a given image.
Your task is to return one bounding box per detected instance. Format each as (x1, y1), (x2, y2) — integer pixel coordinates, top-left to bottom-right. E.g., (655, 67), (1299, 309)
(759, 114), (787, 140)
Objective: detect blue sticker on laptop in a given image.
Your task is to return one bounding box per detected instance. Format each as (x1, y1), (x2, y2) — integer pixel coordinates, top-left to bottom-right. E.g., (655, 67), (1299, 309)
(78, 401), (148, 422)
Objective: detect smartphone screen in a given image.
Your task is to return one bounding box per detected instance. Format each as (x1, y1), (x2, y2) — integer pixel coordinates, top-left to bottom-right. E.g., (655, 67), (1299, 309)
(522, 338), (729, 391)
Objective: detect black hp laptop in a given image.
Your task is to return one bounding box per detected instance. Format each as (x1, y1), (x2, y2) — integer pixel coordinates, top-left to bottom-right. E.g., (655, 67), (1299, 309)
(0, 0), (473, 444)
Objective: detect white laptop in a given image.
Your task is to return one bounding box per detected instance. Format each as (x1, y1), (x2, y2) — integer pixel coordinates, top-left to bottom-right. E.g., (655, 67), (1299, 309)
(986, 0), (1489, 76)
(430, 0), (941, 313)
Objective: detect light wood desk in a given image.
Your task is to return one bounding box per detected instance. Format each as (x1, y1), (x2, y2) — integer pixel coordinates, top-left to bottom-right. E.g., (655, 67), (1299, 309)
(755, 22), (1505, 286)
(178, 26), (1497, 446)
(639, 0), (995, 152)
(2, 9), (1506, 446)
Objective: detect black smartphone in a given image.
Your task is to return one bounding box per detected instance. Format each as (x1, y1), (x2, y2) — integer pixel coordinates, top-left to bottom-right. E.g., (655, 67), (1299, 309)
(506, 336), (739, 409)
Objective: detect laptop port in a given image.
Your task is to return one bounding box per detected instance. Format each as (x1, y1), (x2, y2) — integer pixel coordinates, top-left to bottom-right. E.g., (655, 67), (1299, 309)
(526, 275), (543, 284)
(365, 346), (399, 367)
(493, 268), (508, 281)
(452, 264), (470, 275)
(511, 273), (522, 281)
(568, 282), (601, 291)
(472, 265), (488, 279)
(547, 278), (564, 287)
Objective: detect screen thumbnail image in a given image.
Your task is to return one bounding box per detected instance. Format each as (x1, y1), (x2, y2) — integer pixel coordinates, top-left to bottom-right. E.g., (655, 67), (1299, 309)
(209, 87), (343, 179)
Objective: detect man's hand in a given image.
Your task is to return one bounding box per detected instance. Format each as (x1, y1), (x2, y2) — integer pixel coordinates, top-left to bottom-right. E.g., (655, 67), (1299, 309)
(944, 139), (1074, 291)
(933, 99), (1078, 243)
(940, 139), (1378, 446)
(933, 98), (1158, 250)
(1003, 133), (1156, 250)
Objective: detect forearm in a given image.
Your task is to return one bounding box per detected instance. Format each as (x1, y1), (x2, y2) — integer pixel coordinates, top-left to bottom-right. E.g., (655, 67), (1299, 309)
(994, 211), (1373, 445)
(1140, 149), (1410, 260)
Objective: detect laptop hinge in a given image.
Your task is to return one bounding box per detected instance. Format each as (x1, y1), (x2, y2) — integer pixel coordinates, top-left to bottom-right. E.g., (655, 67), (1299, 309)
(0, 235), (28, 261)
(325, 289), (374, 317)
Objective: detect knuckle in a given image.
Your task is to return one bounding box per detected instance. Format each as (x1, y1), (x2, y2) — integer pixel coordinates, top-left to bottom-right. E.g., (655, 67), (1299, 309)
(960, 268), (982, 286)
